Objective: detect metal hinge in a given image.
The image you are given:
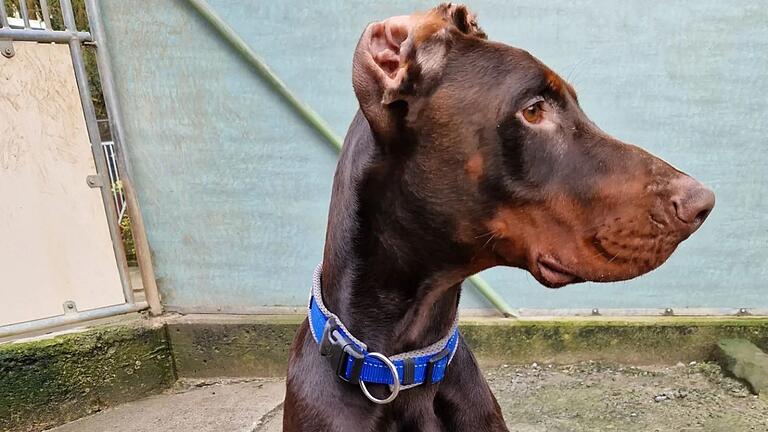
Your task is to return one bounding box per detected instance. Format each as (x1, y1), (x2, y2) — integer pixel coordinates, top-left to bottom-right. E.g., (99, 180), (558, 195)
(86, 174), (105, 188)
(0, 39), (14, 58)
(63, 301), (78, 314)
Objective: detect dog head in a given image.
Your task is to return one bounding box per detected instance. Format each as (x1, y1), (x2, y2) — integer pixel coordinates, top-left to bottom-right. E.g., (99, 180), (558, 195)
(352, 3), (714, 288)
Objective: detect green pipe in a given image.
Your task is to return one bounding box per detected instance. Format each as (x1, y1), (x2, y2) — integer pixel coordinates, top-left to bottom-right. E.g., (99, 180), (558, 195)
(186, 0), (341, 152)
(467, 275), (514, 318)
(186, 0), (516, 318)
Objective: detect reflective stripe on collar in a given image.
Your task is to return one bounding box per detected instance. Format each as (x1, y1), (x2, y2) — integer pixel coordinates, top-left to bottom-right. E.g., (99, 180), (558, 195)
(308, 263), (460, 388)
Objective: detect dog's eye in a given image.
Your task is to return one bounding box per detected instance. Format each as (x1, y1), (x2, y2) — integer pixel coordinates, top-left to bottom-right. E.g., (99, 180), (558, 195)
(521, 101), (545, 124)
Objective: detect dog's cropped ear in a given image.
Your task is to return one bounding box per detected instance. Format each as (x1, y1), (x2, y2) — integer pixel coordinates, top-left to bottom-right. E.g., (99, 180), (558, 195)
(352, 4), (485, 144)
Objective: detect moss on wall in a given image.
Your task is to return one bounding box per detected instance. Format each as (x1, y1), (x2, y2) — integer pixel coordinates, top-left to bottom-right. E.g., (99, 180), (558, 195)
(462, 318), (768, 366)
(167, 316), (768, 378)
(168, 319), (301, 378)
(2, 316), (767, 430)
(0, 323), (175, 432)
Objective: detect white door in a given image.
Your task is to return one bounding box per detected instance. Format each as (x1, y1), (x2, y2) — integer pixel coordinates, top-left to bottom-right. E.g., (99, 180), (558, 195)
(0, 42), (125, 326)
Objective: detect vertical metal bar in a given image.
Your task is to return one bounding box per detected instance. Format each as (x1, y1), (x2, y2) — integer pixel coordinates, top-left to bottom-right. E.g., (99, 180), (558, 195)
(83, 0), (163, 315)
(102, 141), (120, 211)
(19, 0), (30, 28)
(59, 0), (74, 30)
(0, 1), (9, 28)
(40, 0), (52, 30)
(59, 0), (134, 304)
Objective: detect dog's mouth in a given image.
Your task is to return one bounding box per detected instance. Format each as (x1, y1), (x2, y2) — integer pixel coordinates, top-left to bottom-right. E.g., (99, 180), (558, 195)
(535, 256), (583, 288)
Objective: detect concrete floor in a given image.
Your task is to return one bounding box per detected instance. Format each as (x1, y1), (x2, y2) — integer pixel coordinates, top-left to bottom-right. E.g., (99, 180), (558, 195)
(48, 379), (286, 432)
(47, 362), (766, 432)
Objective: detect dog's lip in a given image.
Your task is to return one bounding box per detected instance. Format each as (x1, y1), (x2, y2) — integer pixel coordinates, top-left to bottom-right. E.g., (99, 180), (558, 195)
(536, 256), (582, 288)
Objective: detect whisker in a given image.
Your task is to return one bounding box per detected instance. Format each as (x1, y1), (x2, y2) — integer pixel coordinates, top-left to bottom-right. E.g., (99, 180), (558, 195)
(480, 233), (497, 250)
(474, 230), (495, 239)
(589, 250), (605, 260)
(565, 57), (589, 86)
(471, 231), (498, 261)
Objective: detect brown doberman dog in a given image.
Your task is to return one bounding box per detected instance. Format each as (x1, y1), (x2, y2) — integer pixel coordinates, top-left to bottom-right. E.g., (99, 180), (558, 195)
(284, 4), (715, 431)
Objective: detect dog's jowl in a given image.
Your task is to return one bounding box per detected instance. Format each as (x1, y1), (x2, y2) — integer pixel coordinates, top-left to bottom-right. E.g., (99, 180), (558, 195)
(283, 4), (714, 431)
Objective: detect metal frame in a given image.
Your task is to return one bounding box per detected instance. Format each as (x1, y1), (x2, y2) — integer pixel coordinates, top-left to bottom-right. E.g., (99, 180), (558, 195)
(0, 27), (90, 42)
(0, 0), (91, 42)
(0, 0), (159, 339)
(0, 302), (148, 340)
(0, 1), (7, 28)
(59, 0), (133, 303)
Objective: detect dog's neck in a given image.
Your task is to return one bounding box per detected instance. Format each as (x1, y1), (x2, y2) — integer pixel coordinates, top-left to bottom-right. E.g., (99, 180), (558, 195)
(320, 111), (470, 355)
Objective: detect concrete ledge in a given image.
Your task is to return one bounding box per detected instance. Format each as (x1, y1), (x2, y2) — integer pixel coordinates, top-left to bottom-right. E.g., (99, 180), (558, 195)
(716, 338), (768, 400)
(464, 317), (768, 366)
(167, 315), (768, 378)
(0, 319), (175, 432)
(167, 315), (301, 378)
(3, 314), (768, 431)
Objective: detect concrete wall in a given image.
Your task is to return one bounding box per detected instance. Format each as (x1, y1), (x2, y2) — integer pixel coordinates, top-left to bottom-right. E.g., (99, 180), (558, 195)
(99, 0), (767, 313)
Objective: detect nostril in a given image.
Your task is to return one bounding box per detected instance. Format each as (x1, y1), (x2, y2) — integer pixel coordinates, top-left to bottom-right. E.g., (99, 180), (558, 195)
(669, 176), (715, 229)
(693, 208), (711, 226)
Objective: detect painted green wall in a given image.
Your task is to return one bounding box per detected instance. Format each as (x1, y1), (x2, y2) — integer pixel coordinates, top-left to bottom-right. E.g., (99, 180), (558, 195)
(99, 0), (767, 312)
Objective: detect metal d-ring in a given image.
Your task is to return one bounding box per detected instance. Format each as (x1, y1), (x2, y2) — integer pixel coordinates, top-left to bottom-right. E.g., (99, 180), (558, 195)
(359, 352), (400, 404)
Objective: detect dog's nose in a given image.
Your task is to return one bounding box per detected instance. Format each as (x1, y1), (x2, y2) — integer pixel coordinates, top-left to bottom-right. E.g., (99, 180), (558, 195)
(670, 176), (715, 235)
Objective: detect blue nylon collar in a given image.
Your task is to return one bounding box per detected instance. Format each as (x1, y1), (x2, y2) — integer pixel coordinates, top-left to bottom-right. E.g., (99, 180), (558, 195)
(308, 264), (460, 388)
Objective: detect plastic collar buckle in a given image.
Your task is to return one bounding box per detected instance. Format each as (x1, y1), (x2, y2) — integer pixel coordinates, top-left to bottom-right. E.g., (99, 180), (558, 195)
(319, 317), (365, 384)
(424, 343), (453, 385)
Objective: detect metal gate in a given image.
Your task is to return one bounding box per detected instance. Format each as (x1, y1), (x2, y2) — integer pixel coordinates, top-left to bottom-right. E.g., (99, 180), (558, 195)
(0, 0), (157, 339)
